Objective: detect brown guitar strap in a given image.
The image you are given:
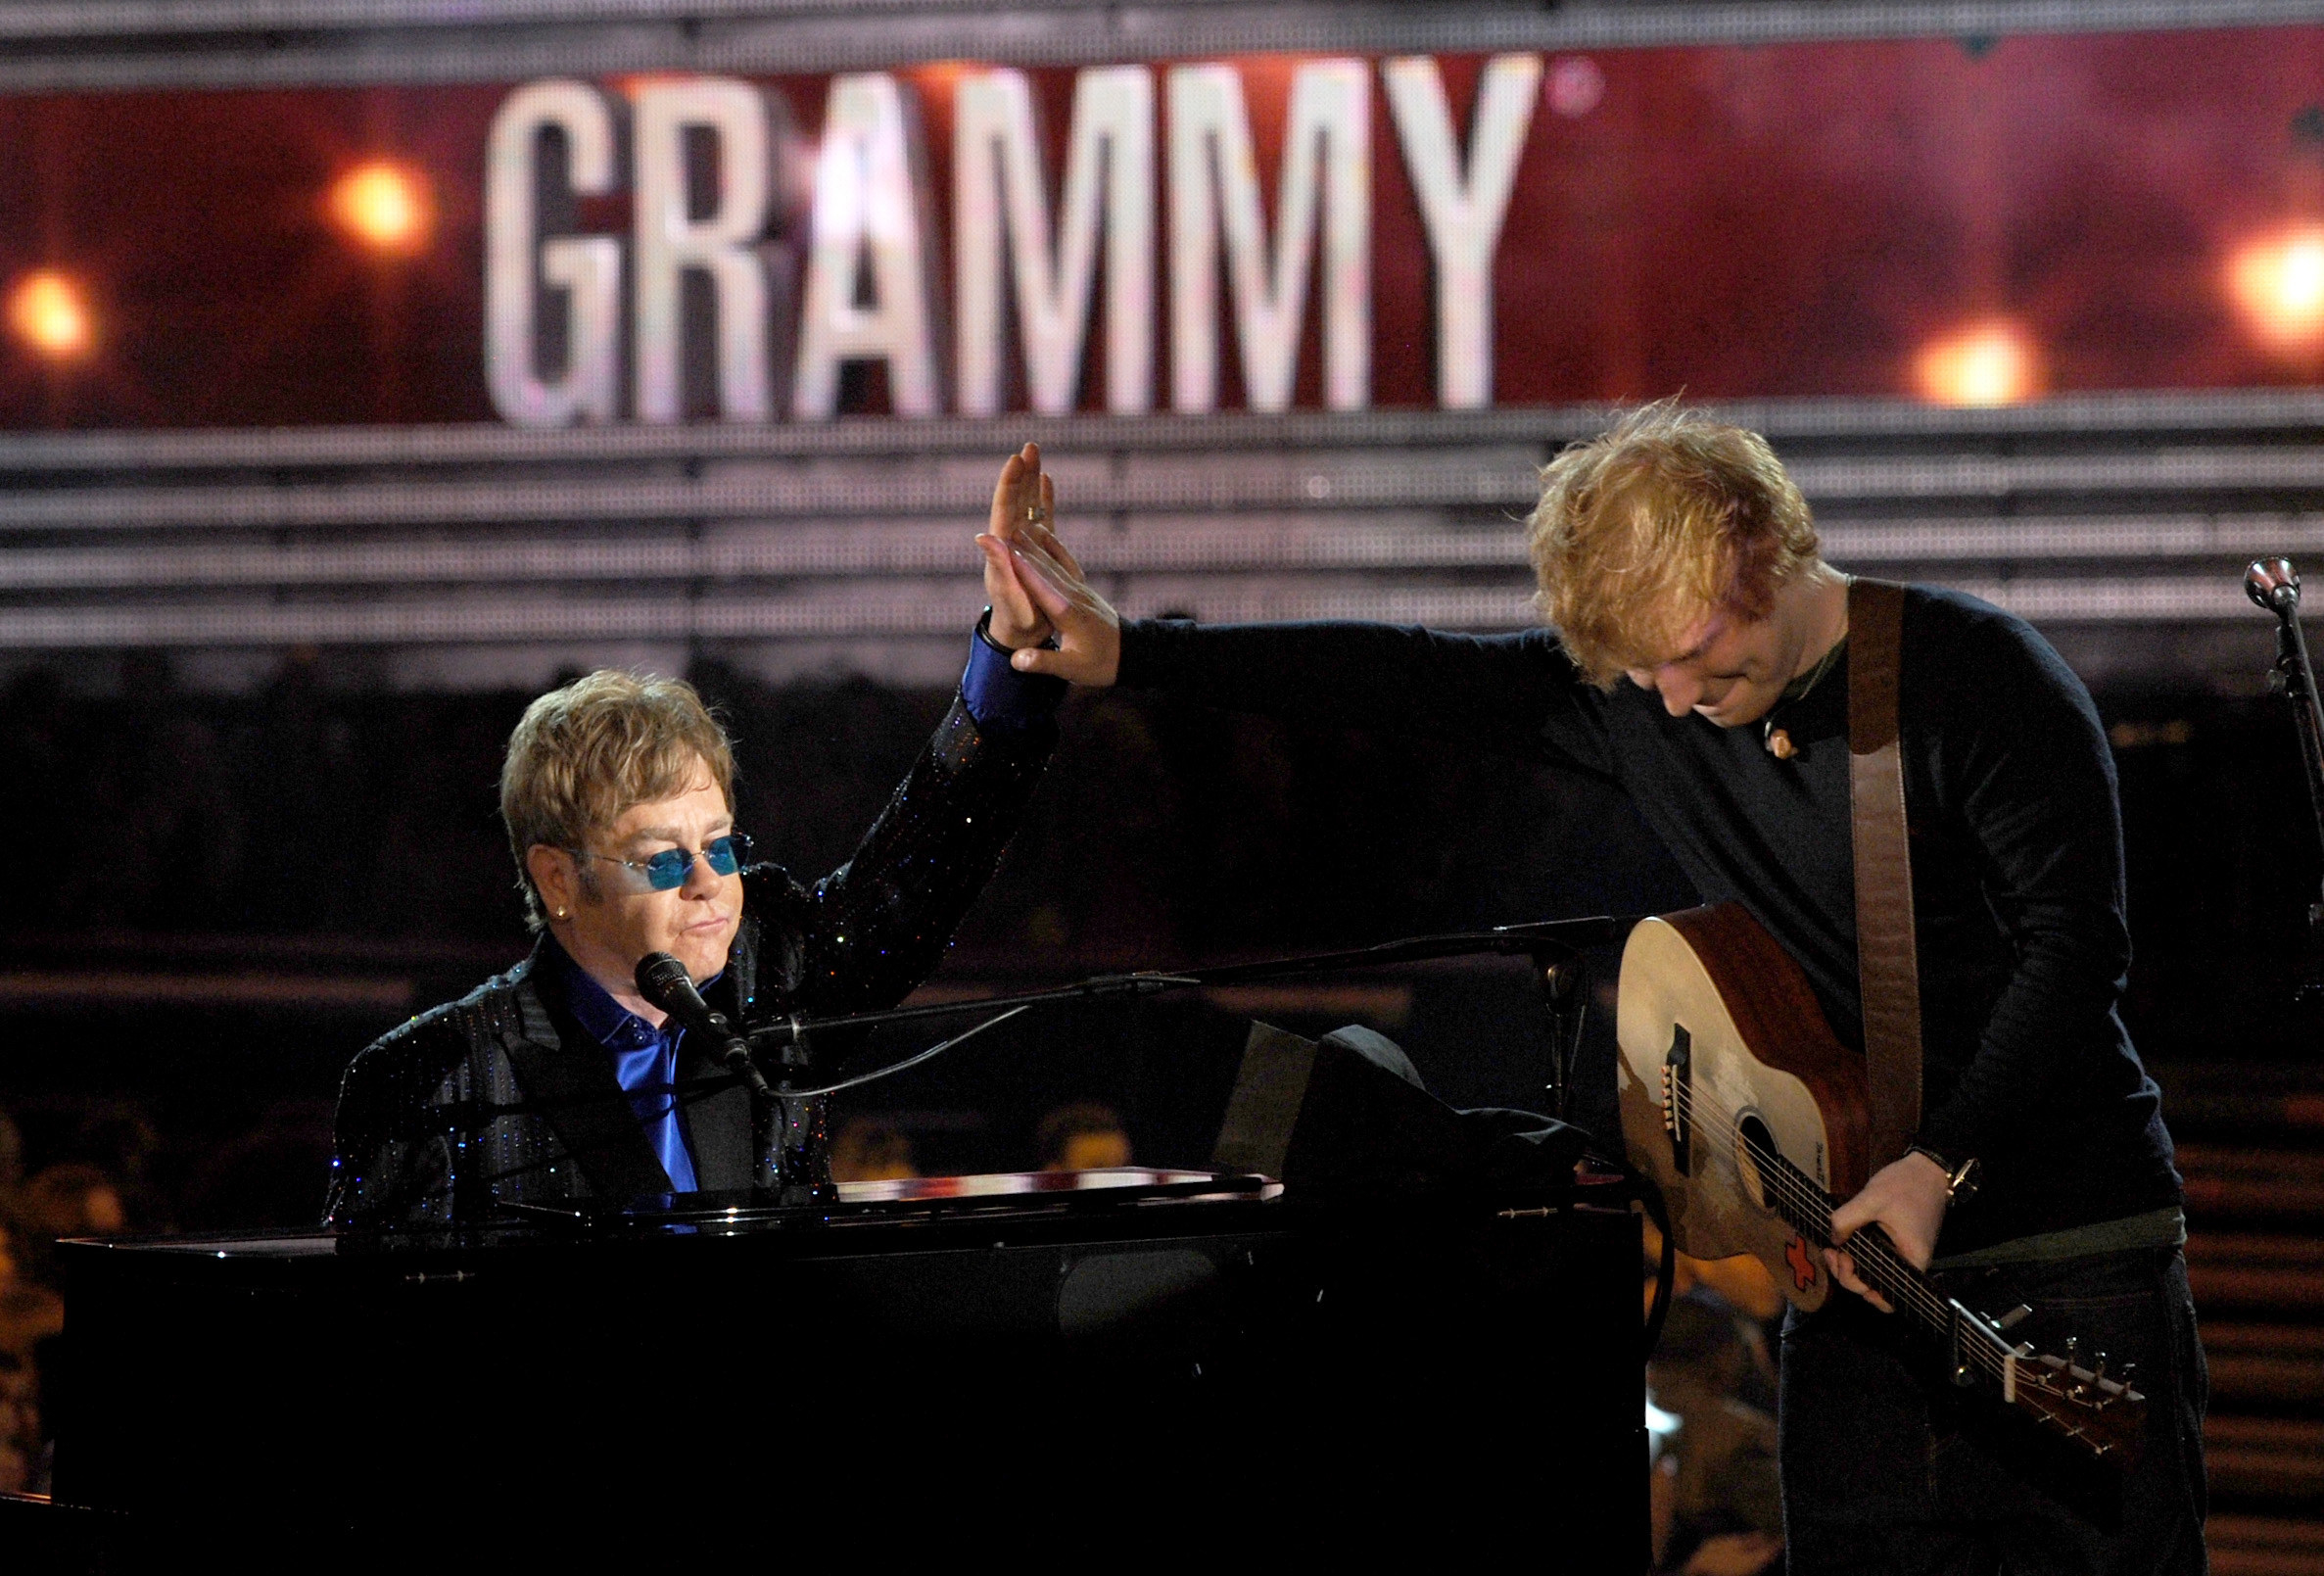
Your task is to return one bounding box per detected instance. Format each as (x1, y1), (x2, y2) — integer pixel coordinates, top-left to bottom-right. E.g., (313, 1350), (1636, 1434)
(1846, 577), (1922, 1169)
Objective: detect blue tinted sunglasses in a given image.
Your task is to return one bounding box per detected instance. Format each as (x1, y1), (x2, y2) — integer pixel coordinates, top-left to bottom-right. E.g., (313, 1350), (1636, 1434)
(569, 833), (750, 891)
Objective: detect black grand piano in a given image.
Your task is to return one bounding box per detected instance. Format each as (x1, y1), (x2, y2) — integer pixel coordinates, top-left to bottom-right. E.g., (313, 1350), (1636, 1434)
(33, 1165), (1642, 1557)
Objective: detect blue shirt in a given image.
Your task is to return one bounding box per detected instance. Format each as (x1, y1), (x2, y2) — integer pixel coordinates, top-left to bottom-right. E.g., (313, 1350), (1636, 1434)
(545, 935), (701, 1194)
(962, 614), (1068, 731)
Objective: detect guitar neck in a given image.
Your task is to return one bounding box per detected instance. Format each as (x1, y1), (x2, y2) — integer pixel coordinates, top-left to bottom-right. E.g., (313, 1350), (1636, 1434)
(1773, 1171), (2014, 1368)
(1839, 1224), (1971, 1336)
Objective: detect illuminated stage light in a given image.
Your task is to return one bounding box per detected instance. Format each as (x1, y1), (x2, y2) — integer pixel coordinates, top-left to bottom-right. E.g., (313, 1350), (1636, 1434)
(7, 269), (94, 359)
(2228, 224), (2324, 352)
(1547, 56), (1605, 118)
(329, 160), (434, 255)
(1913, 318), (2043, 407)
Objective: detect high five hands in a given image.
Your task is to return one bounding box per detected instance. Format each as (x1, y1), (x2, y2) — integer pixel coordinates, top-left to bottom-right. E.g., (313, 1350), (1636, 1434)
(976, 444), (1123, 688)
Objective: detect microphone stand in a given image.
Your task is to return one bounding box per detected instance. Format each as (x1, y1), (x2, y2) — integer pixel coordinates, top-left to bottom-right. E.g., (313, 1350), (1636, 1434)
(746, 914), (1636, 1122)
(636, 951), (830, 1205)
(2248, 557), (2324, 1003)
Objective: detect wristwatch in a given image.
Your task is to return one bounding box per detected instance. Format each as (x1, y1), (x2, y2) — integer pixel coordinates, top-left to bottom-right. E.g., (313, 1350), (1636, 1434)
(1908, 1143), (1982, 1206)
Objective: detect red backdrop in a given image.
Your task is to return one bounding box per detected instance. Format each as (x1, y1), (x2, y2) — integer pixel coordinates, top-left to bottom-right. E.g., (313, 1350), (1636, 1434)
(2, 28), (2321, 427)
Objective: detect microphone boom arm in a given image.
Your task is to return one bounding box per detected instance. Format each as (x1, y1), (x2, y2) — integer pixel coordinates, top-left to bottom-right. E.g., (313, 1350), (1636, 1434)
(743, 914), (1636, 1049)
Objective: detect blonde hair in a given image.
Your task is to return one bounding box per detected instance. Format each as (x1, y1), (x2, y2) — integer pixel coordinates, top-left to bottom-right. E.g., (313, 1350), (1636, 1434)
(499, 669), (736, 928)
(1527, 401), (1822, 687)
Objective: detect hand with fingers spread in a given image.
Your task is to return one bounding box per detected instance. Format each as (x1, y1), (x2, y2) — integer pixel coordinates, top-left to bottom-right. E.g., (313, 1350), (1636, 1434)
(973, 444), (1123, 688)
(1823, 1149), (1951, 1313)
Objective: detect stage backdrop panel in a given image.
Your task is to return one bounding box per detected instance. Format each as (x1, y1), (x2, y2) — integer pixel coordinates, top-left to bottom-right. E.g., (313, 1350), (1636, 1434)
(0, 17), (2316, 690)
(2, 32), (2324, 429)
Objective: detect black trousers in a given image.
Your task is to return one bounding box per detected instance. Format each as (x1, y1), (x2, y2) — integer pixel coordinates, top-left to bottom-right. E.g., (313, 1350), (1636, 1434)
(1779, 1248), (2208, 1575)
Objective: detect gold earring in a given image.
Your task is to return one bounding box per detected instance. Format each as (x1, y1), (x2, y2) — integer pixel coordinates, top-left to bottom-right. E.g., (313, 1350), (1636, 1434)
(553, 907), (569, 920)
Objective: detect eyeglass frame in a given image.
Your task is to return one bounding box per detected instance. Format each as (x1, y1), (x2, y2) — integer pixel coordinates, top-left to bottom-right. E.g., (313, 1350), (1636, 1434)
(563, 832), (753, 892)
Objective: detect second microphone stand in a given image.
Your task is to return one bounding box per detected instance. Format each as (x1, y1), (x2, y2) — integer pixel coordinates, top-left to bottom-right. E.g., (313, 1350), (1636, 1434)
(2248, 556), (2324, 1003)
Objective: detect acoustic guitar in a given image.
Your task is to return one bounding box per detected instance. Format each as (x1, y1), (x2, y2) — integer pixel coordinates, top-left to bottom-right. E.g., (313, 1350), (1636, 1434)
(1616, 904), (2147, 1463)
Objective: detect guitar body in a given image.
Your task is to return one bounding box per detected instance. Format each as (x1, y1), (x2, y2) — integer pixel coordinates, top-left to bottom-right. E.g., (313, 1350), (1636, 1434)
(1617, 904), (1873, 1313)
(1616, 904), (2151, 1462)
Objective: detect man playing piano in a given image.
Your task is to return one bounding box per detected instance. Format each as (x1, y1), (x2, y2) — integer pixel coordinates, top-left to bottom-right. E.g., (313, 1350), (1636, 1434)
(326, 447), (1068, 1229)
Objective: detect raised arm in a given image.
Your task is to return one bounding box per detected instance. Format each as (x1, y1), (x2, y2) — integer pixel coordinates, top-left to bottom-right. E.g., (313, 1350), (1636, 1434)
(982, 451), (1607, 770)
(1116, 616), (1597, 764)
(758, 688), (1055, 1022)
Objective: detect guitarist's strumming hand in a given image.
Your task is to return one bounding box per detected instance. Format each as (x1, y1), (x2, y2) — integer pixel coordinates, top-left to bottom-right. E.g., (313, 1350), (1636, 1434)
(1825, 1149), (1951, 1313)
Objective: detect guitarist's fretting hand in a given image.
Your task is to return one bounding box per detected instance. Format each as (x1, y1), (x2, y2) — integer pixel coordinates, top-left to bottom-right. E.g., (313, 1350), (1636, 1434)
(1824, 1150), (1952, 1313)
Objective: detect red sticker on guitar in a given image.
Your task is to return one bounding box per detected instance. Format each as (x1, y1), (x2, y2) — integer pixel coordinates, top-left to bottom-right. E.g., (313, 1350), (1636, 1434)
(1784, 1235), (1820, 1291)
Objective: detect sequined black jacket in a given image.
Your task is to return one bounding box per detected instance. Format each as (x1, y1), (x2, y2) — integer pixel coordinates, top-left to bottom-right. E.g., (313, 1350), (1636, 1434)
(325, 694), (1052, 1229)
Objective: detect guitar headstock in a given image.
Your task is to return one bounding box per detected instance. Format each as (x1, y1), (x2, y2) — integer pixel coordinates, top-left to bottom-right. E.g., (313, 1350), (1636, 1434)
(2007, 1345), (2147, 1465)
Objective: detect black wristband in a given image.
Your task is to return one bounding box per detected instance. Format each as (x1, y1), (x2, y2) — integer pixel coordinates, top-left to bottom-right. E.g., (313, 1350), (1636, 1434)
(975, 605), (1058, 655)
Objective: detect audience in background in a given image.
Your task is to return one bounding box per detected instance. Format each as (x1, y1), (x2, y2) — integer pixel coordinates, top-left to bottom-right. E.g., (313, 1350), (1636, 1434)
(16, 1165), (126, 1253)
(1644, 1228), (1785, 1576)
(828, 1117), (921, 1184)
(42, 1107), (163, 1236)
(179, 1099), (337, 1232)
(1036, 1102), (1134, 1171)
(0, 1112), (43, 1495)
(0, 1353), (38, 1495)
(0, 1101), (162, 1498)
(0, 1212), (61, 1361)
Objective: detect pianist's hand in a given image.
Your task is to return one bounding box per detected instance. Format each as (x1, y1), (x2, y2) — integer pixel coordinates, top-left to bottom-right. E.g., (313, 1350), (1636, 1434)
(975, 447), (1122, 688)
(979, 443), (1055, 650)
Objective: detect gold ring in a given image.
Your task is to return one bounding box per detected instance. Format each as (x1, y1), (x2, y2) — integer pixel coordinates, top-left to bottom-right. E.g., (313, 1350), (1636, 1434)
(1025, 503), (1041, 523)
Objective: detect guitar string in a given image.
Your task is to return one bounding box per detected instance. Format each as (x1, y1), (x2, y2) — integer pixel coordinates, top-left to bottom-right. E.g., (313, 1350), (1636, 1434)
(1662, 1075), (1988, 1356)
(1664, 1079), (2065, 1394)
(1660, 1076), (2017, 1379)
(1659, 1072), (1927, 1294)
(1659, 1075), (1926, 1296)
(1654, 1071), (2139, 1440)
(1667, 1088), (2014, 1387)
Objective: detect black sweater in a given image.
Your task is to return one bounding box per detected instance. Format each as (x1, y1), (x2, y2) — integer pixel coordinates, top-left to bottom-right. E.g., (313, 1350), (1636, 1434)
(1117, 585), (2180, 1252)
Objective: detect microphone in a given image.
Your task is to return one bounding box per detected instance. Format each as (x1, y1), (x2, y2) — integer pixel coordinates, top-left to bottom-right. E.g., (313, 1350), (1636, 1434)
(634, 952), (777, 1101)
(2249, 556), (2301, 617)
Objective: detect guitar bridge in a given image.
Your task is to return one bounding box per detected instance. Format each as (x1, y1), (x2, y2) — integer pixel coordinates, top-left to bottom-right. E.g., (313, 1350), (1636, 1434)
(1661, 1024), (1692, 1176)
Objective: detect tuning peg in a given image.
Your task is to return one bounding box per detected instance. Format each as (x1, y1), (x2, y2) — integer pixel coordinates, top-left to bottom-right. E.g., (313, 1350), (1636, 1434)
(2057, 1337), (2086, 1396)
(2082, 1350), (2111, 1401)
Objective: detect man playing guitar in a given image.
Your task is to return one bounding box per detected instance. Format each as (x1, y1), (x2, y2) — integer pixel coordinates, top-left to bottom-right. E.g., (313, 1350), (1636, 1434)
(974, 410), (2206, 1573)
